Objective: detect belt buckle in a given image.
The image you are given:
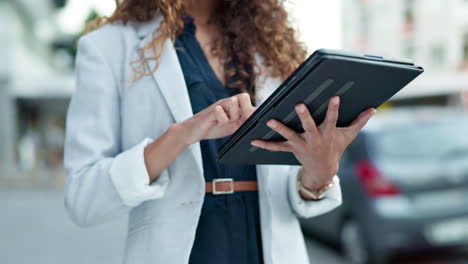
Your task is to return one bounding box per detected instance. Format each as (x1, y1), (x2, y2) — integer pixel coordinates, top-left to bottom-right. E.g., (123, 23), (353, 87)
(212, 178), (234, 195)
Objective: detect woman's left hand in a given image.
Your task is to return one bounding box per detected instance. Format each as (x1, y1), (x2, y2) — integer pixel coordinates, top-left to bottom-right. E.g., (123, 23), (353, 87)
(251, 96), (376, 191)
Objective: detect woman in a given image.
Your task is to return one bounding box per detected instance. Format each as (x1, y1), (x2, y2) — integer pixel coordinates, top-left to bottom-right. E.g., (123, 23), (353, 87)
(64, 0), (376, 263)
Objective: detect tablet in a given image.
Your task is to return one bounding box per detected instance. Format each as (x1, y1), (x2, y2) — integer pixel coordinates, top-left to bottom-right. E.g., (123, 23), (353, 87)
(217, 49), (424, 165)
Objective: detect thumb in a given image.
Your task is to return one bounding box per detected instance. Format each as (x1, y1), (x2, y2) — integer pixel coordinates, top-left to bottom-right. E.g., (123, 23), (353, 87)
(344, 108), (376, 141)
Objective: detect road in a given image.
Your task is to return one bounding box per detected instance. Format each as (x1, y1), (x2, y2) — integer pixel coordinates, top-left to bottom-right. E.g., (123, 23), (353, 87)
(0, 190), (345, 264)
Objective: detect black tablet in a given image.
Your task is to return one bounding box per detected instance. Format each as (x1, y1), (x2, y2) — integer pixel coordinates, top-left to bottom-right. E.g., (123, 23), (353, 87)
(217, 49), (424, 165)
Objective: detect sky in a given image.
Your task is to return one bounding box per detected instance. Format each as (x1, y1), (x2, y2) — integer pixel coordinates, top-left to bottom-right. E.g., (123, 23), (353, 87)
(56, 0), (116, 33)
(57, 0), (342, 51)
(285, 0), (342, 52)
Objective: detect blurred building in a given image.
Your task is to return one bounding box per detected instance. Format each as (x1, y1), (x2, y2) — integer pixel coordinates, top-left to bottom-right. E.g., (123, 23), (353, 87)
(1, 1), (15, 176)
(342, 0), (468, 104)
(0, 0), (75, 181)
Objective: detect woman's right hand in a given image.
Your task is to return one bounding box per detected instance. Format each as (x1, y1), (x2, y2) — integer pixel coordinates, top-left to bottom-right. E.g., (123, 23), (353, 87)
(178, 93), (257, 145)
(144, 92), (256, 182)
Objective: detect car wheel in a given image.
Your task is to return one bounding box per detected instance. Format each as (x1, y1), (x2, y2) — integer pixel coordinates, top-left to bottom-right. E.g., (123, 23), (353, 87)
(340, 220), (369, 264)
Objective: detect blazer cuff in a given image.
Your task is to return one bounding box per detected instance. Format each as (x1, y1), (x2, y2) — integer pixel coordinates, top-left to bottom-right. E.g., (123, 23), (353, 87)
(288, 168), (342, 219)
(109, 138), (170, 207)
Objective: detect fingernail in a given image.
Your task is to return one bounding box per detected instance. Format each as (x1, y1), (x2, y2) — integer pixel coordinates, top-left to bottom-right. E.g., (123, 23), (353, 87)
(333, 97), (340, 105)
(296, 104), (306, 113)
(251, 141), (259, 146)
(267, 120), (276, 128)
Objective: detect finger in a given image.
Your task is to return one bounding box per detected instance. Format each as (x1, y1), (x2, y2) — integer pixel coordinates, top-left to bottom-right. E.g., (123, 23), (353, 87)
(251, 140), (293, 152)
(227, 96), (240, 122)
(344, 108), (376, 139)
(349, 108), (376, 130)
(323, 96), (340, 131)
(214, 105), (229, 126)
(295, 103), (319, 137)
(237, 93), (255, 121)
(266, 119), (302, 144)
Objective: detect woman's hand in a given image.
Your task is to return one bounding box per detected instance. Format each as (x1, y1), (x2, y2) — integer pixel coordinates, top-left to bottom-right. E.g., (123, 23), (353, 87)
(251, 96), (376, 191)
(179, 93), (256, 145)
(144, 93), (255, 182)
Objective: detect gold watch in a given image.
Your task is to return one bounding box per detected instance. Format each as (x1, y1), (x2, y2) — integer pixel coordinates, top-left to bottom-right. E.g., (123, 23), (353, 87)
(296, 168), (335, 200)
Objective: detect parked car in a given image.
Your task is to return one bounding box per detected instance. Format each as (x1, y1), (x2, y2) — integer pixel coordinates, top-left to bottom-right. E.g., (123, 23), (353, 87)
(300, 107), (468, 264)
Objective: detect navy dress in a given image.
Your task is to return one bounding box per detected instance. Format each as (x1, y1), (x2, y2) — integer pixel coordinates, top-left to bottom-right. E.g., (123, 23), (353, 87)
(174, 16), (264, 264)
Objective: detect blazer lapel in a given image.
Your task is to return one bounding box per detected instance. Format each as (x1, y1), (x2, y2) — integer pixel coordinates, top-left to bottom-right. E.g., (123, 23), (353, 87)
(136, 17), (204, 177)
(138, 24), (193, 124)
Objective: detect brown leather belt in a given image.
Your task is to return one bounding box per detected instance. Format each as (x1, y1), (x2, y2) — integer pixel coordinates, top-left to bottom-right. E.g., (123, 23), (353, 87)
(205, 178), (257, 195)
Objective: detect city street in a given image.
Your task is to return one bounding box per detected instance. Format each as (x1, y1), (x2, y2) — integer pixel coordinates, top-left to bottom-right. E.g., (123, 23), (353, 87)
(3, 190), (468, 264)
(0, 190), (346, 264)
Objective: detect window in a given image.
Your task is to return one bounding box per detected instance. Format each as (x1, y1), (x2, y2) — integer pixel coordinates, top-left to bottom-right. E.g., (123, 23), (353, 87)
(431, 45), (445, 66)
(403, 44), (415, 59)
(403, 0), (415, 23)
(402, 0), (415, 35)
(463, 33), (468, 61)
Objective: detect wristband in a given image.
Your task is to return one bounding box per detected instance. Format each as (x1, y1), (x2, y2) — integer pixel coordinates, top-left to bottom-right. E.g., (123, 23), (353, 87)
(296, 167), (335, 200)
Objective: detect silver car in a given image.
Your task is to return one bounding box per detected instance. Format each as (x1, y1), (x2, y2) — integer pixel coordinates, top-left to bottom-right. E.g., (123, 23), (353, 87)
(301, 107), (468, 264)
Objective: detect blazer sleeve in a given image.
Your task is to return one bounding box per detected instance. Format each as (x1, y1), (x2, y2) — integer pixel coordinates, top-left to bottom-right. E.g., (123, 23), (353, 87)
(287, 166), (342, 218)
(64, 35), (170, 227)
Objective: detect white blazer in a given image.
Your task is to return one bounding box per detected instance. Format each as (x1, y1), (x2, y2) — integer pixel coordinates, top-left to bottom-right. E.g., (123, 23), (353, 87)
(64, 15), (342, 264)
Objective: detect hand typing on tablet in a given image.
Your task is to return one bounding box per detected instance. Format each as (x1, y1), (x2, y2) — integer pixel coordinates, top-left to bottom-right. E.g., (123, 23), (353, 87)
(179, 93), (256, 145)
(251, 96), (376, 192)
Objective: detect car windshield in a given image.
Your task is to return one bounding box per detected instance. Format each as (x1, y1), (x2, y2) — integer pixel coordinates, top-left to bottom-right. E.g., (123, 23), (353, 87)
(372, 118), (468, 160)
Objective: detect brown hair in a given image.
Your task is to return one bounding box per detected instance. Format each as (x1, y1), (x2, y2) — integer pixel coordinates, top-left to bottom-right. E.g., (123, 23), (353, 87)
(89, 0), (307, 98)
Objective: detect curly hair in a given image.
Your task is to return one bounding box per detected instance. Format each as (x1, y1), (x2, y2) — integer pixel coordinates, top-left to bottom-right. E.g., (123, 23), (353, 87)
(89, 0), (307, 98)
